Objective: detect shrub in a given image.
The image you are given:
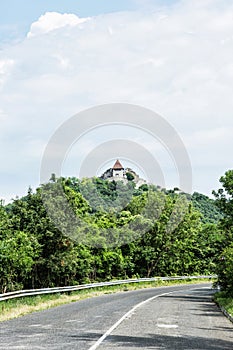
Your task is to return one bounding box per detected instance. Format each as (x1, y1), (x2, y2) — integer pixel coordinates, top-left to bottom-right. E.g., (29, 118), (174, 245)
(217, 244), (233, 296)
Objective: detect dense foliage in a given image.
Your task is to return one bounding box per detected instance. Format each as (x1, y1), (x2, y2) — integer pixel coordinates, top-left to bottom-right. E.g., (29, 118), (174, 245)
(191, 191), (223, 224)
(0, 176), (224, 293)
(213, 170), (233, 295)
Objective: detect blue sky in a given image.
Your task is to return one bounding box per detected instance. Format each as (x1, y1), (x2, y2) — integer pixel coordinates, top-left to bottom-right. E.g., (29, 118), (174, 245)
(0, 1), (126, 42)
(1, 0), (134, 20)
(0, 0), (175, 42)
(0, 0), (134, 25)
(1, 0), (233, 202)
(0, 0), (131, 42)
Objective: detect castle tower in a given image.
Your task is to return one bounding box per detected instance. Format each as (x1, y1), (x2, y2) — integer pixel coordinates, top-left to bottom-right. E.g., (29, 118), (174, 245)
(112, 159), (125, 178)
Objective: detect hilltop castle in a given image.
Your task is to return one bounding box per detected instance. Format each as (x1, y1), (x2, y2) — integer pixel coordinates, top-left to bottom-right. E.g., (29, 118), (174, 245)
(100, 159), (147, 188)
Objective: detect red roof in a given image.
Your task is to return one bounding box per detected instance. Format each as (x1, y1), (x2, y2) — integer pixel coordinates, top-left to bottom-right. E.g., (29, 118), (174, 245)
(112, 159), (124, 170)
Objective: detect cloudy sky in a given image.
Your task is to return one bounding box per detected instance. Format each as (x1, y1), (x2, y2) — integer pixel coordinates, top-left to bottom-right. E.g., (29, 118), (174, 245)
(1, 0), (233, 202)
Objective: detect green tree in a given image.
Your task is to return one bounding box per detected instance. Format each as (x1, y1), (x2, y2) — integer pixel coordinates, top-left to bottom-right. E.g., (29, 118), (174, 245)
(217, 245), (233, 295)
(126, 172), (134, 181)
(213, 170), (233, 292)
(192, 191), (223, 224)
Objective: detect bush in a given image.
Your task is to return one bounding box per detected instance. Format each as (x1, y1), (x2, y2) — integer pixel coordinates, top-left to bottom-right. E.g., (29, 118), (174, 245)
(126, 172), (134, 181)
(217, 244), (233, 296)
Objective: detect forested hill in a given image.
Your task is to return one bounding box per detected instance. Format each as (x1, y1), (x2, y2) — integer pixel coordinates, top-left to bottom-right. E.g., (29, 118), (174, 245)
(0, 176), (224, 293)
(191, 191), (223, 224)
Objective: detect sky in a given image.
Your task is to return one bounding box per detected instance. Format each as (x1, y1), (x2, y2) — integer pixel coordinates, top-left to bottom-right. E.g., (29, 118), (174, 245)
(1, 0), (233, 203)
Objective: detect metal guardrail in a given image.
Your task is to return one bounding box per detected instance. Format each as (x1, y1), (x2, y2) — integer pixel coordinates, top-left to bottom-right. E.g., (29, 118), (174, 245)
(0, 275), (216, 302)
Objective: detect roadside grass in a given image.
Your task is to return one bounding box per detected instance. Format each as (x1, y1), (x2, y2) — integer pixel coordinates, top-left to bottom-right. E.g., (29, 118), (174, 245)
(0, 277), (215, 322)
(214, 291), (233, 318)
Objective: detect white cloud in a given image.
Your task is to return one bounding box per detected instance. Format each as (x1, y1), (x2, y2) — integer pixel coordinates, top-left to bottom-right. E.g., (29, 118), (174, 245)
(0, 59), (14, 74)
(0, 58), (14, 88)
(0, 109), (7, 123)
(1, 2), (233, 201)
(27, 12), (90, 38)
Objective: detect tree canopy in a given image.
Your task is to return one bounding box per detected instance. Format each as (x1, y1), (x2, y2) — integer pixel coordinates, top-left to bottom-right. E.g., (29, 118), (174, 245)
(0, 176), (224, 293)
(213, 170), (233, 295)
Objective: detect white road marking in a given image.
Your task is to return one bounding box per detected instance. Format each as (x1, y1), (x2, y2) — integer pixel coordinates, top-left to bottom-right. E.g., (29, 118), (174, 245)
(157, 324), (178, 328)
(23, 333), (44, 337)
(88, 291), (173, 350)
(88, 286), (210, 350)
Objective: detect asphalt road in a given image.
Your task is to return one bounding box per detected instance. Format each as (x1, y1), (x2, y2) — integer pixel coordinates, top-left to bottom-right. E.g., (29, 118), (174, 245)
(0, 283), (232, 349)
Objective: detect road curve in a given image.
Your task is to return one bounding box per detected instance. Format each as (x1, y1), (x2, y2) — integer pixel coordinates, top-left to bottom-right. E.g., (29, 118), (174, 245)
(0, 283), (232, 349)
